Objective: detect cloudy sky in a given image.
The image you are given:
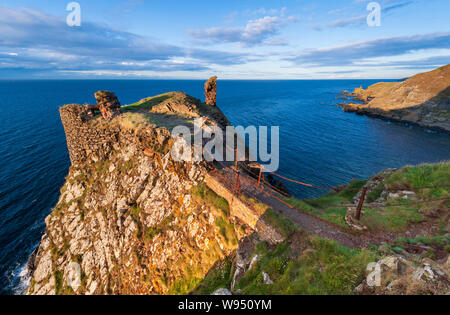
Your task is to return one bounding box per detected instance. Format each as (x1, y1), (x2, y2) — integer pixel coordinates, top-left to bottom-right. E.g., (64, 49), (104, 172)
(0, 0), (449, 79)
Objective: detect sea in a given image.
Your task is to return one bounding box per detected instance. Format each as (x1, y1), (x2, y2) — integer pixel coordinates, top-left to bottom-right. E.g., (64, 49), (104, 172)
(0, 79), (449, 294)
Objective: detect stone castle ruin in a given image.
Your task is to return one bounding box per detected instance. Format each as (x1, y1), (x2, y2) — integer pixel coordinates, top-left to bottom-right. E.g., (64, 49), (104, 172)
(60, 78), (218, 166)
(59, 90), (123, 165)
(59, 104), (119, 166)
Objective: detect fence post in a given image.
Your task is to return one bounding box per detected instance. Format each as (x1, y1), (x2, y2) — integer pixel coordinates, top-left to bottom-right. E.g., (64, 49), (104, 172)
(355, 187), (368, 220)
(258, 167), (262, 187)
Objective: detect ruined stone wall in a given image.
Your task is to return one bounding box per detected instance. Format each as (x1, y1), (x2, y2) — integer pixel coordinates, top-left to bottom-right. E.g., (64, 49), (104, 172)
(205, 173), (285, 244)
(59, 104), (119, 165)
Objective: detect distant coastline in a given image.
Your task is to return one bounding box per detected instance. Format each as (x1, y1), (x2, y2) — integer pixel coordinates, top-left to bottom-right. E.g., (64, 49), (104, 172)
(336, 65), (450, 133)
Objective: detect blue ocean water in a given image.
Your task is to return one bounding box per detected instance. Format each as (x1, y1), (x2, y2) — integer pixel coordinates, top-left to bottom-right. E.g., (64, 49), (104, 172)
(0, 80), (449, 294)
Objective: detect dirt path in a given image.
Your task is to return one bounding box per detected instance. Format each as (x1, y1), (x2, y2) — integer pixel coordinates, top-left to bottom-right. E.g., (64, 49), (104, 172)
(212, 165), (387, 249)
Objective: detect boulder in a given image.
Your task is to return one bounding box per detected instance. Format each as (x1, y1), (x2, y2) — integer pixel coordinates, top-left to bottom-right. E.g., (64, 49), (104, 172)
(262, 271), (273, 285)
(355, 255), (449, 295)
(212, 288), (232, 295)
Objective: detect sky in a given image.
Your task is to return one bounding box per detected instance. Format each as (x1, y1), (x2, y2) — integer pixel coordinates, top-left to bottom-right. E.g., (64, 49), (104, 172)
(0, 0), (449, 79)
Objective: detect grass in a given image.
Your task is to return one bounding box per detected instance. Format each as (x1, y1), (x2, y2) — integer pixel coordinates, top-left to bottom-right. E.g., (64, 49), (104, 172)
(116, 112), (156, 130)
(191, 256), (235, 295)
(165, 184), (238, 295)
(359, 162), (450, 232)
(396, 235), (450, 248)
(114, 111), (194, 132)
(240, 195), (297, 237)
(284, 195), (347, 228)
(215, 216), (238, 246)
(366, 183), (384, 203)
(54, 271), (63, 295)
(283, 162), (449, 232)
(384, 162), (450, 200)
(359, 200), (425, 232)
(144, 214), (174, 240)
(193, 183), (230, 216)
(261, 208), (297, 238)
(122, 93), (175, 112)
(235, 235), (376, 295)
(167, 240), (237, 295)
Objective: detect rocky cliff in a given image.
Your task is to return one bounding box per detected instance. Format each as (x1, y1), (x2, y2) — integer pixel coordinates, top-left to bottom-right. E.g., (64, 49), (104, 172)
(338, 64), (450, 132)
(26, 81), (284, 295)
(27, 80), (449, 295)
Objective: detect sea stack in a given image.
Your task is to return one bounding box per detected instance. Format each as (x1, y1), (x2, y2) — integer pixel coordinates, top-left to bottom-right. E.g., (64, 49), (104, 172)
(94, 90), (121, 120)
(204, 76), (217, 106)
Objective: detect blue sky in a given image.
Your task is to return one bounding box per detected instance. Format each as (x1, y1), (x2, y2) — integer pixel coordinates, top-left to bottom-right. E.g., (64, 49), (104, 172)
(0, 0), (449, 79)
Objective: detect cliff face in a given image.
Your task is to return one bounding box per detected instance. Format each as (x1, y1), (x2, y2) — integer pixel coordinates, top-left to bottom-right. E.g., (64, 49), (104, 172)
(27, 84), (289, 295)
(28, 88), (251, 295)
(26, 87), (450, 295)
(30, 118), (210, 294)
(340, 64), (450, 132)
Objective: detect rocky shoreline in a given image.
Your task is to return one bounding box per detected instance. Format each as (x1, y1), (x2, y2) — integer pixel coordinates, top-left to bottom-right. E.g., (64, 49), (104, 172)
(335, 64), (450, 133)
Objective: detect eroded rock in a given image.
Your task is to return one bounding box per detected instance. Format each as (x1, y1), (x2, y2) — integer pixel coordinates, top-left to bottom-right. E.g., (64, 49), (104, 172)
(94, 90), (121, 120)
(204, 76), (217, 106)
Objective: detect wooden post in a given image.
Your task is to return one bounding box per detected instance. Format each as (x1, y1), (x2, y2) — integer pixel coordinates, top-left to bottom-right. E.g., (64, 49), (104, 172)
(355, 187), (368, 220)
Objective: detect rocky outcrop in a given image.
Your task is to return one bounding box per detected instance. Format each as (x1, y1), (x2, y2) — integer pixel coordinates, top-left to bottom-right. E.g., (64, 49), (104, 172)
(338, 64), (450, 132)
(150, 91), (201, 118)
(28, 84), (286, 295)
(94, 91), (121, 120)
(204, 76), (217, 106)
(355, 255), (449, 295)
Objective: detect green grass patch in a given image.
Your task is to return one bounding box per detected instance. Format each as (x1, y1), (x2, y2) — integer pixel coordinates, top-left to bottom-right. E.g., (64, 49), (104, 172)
(235, 236), (376, 295)
(191, 256), (235, 295)
(366, 184), (384, 203)
(284, 196), (348, 227)
(193, 183), (230, 216)
(360, 199), (425, 232)
(338, 179), (367, 200)
(168, 276), (202, 295)
(261, 208), (297, 238)
(54, 271), (63, 295)
(122, 93), (174, 112)
(215, 216), (238, 246)
(284, 162), (449, 232)
(385, 162), (450, 200)
(396, 235), (450, 247)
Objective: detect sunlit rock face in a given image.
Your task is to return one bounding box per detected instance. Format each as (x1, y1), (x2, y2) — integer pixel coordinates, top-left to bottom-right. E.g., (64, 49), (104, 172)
(94, 91), (121, 120)
(340, 64), (450, 132)
(204, 76), (217, 106)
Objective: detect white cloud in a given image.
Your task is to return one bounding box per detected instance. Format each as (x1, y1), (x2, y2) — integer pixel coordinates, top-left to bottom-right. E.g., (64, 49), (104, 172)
(0, 5), (248, 77)
(187, 12), (298, 46)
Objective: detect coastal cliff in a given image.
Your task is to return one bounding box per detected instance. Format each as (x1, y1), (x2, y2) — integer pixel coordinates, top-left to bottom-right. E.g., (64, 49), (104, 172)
(338, 64), (450, 132)
(27, 80), (449, 295)
(26, 82), (286, 295)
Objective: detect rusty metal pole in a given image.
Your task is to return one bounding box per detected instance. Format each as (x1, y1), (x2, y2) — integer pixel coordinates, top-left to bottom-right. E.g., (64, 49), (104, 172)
(234, 148), (238, 169)
(257, 167), (262, 187)
(355, 187), (368, 220)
